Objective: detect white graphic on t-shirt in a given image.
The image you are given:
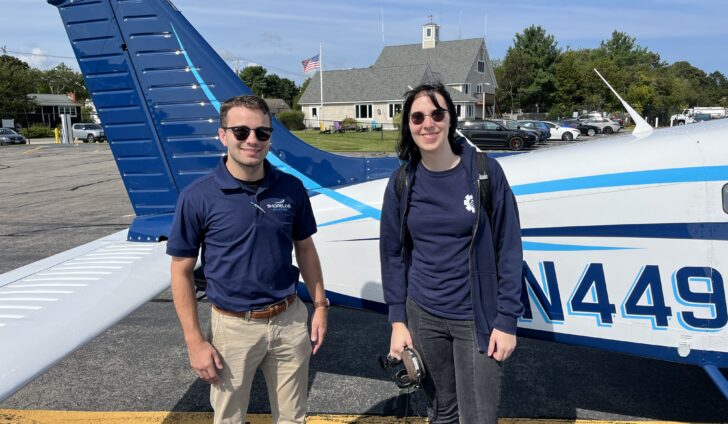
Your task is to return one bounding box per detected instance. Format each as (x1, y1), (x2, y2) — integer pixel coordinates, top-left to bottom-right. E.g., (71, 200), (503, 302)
(464, 194), (475, 213)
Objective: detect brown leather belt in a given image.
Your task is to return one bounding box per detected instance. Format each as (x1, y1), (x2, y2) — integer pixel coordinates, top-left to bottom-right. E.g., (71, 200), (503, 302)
(213, 294), (297, 320)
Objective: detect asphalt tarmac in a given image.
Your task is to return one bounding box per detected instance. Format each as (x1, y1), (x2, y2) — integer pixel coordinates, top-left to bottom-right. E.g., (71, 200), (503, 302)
(0, 142), (727, 422)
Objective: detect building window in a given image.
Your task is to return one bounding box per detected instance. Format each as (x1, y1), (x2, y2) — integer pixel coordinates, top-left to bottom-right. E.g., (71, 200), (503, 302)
(311, 107), (318, 118)
(477, 60), (485, 73)
(455, 104), (462, 118)
(426, 28), (431, 37)
(388, 103), (402, 118)
(475, 84), (483, 94)
(467, 105), (474, 117)
(463, 84), (470, 94)
(355, 104), (373, 119)
(58, 106), (77, 117)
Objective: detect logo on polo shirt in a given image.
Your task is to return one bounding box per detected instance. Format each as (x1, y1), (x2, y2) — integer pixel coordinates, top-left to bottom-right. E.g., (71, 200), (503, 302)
(464, 194), (475, 213)
(267, 198), (291, 210)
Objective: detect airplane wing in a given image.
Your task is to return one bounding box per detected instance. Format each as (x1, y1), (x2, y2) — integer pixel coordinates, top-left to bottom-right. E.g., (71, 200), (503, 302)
(0, 230), (170, 401)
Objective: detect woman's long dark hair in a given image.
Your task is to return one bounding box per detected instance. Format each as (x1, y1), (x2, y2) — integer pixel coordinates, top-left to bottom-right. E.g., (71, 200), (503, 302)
(396, 82), (460, 161)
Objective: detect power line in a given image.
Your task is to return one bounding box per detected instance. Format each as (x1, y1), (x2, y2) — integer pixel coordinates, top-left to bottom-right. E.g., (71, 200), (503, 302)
(4, 49), (76, 61)
(7, 48), (301, 81)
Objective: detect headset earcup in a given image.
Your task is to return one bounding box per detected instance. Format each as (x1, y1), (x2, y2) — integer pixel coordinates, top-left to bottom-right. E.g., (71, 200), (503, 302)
(394, 369), (411, 388)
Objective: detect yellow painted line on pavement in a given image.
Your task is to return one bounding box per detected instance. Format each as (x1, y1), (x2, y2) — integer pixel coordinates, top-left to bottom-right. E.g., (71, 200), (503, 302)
(22, 146), (43, 154)
(0, 411), (713, 424)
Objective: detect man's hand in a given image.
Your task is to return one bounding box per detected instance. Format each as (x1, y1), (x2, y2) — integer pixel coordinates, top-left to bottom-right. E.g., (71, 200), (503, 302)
(187, 338), (223, 384)
(310, 306), (328, 354)
(487, 328), (516, 361)
(389, 322), (412, 360)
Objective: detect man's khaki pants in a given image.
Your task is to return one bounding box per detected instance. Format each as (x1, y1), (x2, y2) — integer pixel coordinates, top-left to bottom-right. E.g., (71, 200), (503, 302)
(209, 298), (312, 424)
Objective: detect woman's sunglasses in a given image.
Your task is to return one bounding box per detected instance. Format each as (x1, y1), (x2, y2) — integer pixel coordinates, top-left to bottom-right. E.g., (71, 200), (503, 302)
(409, 109), (448, 125)
(223, 125), (274, 141)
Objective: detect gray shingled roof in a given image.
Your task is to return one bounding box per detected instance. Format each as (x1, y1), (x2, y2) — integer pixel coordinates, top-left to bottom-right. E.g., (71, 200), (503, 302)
(374, 38), (484, 83)
(300, 38), (487, 106)
(299, 65), (475, 105)
(28, 94), (80, 107)
(300, 64), (430, 104)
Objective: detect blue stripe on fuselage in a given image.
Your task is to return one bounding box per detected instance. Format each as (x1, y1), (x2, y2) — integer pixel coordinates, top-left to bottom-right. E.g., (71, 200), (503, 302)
(512, 166), (728, 196)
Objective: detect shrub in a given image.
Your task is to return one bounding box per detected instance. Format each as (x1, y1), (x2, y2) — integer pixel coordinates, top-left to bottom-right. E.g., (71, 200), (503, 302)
(341, 117), (357, 129)
(20, 124), (55, 138)
(392, 112), (402, 129)
(276, 110), (305, 131)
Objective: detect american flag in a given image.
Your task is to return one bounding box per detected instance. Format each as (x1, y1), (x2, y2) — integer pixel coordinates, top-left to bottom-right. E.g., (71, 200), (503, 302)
(301, 54), (320, 73)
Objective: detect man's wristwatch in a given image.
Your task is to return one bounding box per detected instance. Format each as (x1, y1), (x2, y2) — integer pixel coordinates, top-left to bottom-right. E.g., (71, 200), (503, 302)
(313, 298), (330, 309)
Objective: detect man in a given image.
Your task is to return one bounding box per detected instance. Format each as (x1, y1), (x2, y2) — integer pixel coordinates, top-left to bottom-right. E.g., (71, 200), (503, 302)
(167, 95), (327, 424)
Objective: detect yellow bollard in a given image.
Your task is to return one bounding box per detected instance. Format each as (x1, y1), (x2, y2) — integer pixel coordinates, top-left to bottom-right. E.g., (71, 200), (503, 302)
(54, 127), (60, 144)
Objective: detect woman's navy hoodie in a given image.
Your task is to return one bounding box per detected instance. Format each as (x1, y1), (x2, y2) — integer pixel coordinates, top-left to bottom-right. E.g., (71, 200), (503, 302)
(380, 140), (524, 352)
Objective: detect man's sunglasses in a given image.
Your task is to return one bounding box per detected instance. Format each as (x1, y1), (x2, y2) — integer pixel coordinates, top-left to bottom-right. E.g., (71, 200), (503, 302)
(223, 125), (274, 141)
(409, 109), (448, 125)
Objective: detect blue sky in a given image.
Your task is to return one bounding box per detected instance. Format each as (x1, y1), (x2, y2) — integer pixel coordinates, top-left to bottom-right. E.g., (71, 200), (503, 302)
(2, 0), (727, 85)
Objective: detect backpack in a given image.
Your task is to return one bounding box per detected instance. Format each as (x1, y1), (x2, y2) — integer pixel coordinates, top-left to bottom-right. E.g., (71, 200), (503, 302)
(394, 151), (493, 221)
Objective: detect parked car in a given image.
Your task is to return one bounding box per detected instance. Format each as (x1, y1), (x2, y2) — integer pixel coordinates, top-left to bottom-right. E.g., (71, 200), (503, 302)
(517, 120), (551, 142)
(72, 123), (106, 143)
(577, 112), (604, 121)
(0, 128), (27, 145)
(543, 121), (581, 141)
(560, 119), (601, 136)
(490, 119), (540, 144)
(457, 119), (536, 151)
(583, 117), (622, 134)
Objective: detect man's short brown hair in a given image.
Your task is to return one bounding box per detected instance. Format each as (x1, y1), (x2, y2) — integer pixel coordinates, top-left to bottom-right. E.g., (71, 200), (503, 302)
(220, 95), (271, 127)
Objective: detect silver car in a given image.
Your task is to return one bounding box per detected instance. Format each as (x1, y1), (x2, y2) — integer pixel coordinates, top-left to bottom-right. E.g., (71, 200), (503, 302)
(584, 117), (622, 134)
(72, 123), (106, 143)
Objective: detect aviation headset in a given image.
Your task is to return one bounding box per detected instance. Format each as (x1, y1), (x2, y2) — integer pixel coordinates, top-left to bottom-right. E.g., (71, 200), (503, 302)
(378, 347), (426, 389)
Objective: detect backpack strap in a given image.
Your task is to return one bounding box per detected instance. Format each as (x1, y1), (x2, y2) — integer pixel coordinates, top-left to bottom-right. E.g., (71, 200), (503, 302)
(476, 152), (493, 223)
(394, 163), (408, 200)
(396, 155), (491, 221)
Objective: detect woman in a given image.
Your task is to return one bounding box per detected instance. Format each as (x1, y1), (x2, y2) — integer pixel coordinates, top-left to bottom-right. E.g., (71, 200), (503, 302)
(380, 83), (523, 424)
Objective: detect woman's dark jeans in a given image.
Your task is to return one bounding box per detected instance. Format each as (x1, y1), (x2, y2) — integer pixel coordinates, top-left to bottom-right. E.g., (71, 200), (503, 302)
(407, 298), (502, 424)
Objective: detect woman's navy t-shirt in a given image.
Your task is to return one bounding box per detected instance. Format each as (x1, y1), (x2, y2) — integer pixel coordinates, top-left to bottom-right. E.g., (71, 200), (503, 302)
(407, 160), (476, 320)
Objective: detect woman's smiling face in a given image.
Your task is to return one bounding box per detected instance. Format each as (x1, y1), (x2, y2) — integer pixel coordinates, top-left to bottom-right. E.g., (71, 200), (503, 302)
(408, 91), (451, 157)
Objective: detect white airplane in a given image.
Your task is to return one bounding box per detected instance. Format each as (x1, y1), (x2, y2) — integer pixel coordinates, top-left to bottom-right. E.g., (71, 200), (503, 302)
(1, 0), (727, 403)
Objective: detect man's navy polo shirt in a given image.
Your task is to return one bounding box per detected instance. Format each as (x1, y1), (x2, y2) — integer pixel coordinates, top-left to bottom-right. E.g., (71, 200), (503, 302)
(166, 157), (317, 311)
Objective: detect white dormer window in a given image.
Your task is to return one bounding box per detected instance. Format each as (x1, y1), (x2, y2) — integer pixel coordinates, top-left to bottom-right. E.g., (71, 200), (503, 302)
(478, 60), (485, 73)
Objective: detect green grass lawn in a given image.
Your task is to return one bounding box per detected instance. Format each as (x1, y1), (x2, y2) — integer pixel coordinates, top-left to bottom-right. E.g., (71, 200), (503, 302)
(291, 129), (398, 152)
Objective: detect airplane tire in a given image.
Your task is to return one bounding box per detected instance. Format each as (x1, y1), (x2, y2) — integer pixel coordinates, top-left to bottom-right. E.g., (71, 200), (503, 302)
(562, 132), (573, 141)
(509, 137), (524, 151)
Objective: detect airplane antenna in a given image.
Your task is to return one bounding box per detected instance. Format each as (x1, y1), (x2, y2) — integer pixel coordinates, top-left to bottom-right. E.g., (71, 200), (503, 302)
(593, 68), (653, 137)
(458, 11), (462, 39)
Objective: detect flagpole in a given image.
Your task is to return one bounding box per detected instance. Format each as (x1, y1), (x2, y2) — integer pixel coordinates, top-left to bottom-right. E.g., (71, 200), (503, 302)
(319, 42), (324, 124)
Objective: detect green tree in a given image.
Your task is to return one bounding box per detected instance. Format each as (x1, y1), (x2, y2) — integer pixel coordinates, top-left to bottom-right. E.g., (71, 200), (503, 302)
(36, 63), (88, 101)
(499, 25), (560, 112)
(292, 78), (310, 110)
(238, 65), (299, 108)
(239, 65), (267, 94)
(0, 55), (37, 120)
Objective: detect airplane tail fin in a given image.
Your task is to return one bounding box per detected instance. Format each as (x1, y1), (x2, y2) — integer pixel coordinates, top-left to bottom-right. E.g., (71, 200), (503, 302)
(49, 0), (398, 240)
(593, 68), (653, 137)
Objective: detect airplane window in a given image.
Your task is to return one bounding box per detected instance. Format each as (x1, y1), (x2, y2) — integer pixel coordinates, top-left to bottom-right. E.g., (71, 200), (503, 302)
(723, 184), (728, 214)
